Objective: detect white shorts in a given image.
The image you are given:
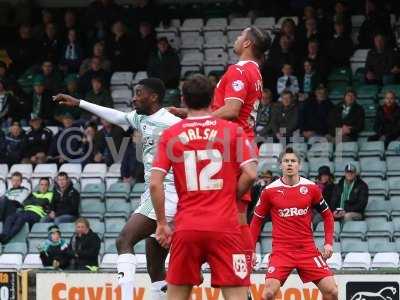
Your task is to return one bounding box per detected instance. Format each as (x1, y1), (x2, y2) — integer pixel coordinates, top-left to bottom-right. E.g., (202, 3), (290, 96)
(134, 184), (178, 223)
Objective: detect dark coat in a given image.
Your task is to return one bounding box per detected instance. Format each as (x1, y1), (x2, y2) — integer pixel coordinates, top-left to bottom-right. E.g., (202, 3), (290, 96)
(50, 183), (80, 218)
(300, 98), (333, 135)
(329, 102), (365, 140)
(326, 34), (354, 68)
(298, 72), (322, 94)
(331, 177), (369, 214)
(69, 229), (101, 269)
(24, 126), (53, 157)
(266, 102), (299, 137)
(29, 90), (56, 121)
(40, 239), (70, 269)
(147, 48), (181, 89)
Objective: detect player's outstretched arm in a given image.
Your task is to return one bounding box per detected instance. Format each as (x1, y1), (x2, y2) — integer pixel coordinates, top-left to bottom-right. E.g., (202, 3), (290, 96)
(212, 99), (242, 120)
(167, 106), (188, 118)
(53, 94), (130, 127)
(237, 161), (257, 199)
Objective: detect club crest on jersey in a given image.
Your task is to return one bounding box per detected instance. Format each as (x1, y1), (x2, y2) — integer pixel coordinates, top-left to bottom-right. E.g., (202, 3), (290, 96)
(300, 186), (308, 195)
(232, 254), (248, 279)
(232, 80), (244, 92)
(268, 266), (275, 273)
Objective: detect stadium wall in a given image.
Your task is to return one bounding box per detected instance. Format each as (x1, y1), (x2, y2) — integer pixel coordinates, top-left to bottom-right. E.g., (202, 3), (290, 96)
(9, 270), (400, 300)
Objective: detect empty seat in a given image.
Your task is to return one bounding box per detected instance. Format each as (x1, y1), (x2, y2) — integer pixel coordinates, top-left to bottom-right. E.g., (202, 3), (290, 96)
(204, 18), (227, 31)
(28, 238), (44, 254)
(254, 17), (275, 30)
(80, 182), (105, 199)
(104, 238), (117, 253)
(334, 142), (358, 159)
(355, 84), (379, 99)
(8, 164), (32, 179)
(360, 157), (386, 178)
(204, 48), (228, 66)
(368, 238), (396, 255)
(260, 237), (272, 254)
(0, 164), (8, 180)
(0, 180), (5, 197)
(390, 200), (400, 220)
(260, 222), (273, 238)
(258, 158), (280, 176)
(359, 141), (385, 158)
(59, 163), (82, 179)
(32, 163), (58, 180)
(82, 163), (107, 179)
(227, 17), (251, 30)
(0, 254), (23, 268)
(181, 51), (204, 67)
(105, 182), (130, 199)
(105, 219), (124, 235)
(314, 221), (341, 241)
(309, 158), (333, 177)
(258, 143), (283, 158)
(350, 49), (369, 63)
(342, 253), (371, 269)
(371, 252), (399, 269)
(364, 200), (391, 221)
(111, 89), (132, 104)
(111, 72), (133, 86)
(80, 199), (105, 220)
(340, 221), (367, 240)
(29, 223), (54, 238)
(131, 183), (145, 197)
(363, 177), (387, 196)
(387, 157), (400, 177)
(23, 254), (42, 269)
(9, 224), (29, 243)
(4, 242), (27, 255)
(227, 30), (241, 43)
(307, 143), (333, 159)
(388, 177), (400, 196)
(326, 253), (342, 270)
(105, 198), (130, 218)
(328, 67), (352, 83)
(181, 32), (204, 49)
(366, 219), (393, 240)
(100, 253), (118, 268)
(180, 18), (204, 32)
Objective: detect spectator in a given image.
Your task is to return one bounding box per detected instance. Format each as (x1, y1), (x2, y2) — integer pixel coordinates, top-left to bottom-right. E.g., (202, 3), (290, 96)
(0, 80), (20, 128)
(60, 9), (80, 41)
(121, 130), (144, 184)
(0, 62), (19, 96)
(29, 75), (55, 123)
(80, 122), (97, 165)
(47, 172), (80, 225)
(331, 0), (352, 35)
(358, 0), (394, 49)
(85, 0), (122, 31)
(33, 9), (54, 39)
(369, 90), (400, 146)
(60, 29), (84, 74)
(326, 21), (354, 69)
(39, 22), (62, 64)
(93, 118), (125, 165)
(297, 18), (324, 55)
(298, 59), (321, 100)
(255, 88), (274, 139)
(82, 77), (113, 120)
(329, 89), (365, 142)
(331, 163), (368, 221)
(135, 22), (157, 71)
(365, 34), (400, 85)
(4, 121), (26, 166)
(0, 178), (53, 244)
(108, 20), (133, 71)
(300, 86), (333, 139)
(39, 225), (70, 269)
(0, 172), (30, 221)
(265, 90), (299, 142)
(0, 130), (5, 163)
(55, 74), (81, 120)
(251, 170), (274, 206)
(23, 114), (53, 164)
(302, 39), (329, 83)
(147, 37), (180, 89)
(79, 42), (111, 76)
(313, 165), (335, 225)
(78, 57), (109, 96)
(270, 18), (297, 53)
(39, 60), (64, 94)
(277, 63), (299, 96)
(68, 217), (101, 271)
(124, 0), (158, 31)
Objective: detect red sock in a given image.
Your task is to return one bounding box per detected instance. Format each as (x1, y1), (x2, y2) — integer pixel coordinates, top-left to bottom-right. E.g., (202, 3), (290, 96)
(240, 224), (254, 272)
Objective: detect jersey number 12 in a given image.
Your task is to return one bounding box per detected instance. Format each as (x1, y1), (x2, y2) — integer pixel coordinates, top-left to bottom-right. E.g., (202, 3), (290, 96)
(184, 150), (223, 191)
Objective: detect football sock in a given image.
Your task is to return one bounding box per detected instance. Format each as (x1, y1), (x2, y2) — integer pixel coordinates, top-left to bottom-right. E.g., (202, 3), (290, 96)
(151, 280), (167, 300)
(117, 253), (137, 300)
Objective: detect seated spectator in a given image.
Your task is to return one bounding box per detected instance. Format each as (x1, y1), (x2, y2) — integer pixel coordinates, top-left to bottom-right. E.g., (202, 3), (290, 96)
(82, 77), (113, 120)
(297, 17), (324, 56)
(39, 225), (70, 269)
(33, 9), (54, 40)
(329, 89), (365, 142)
(0, 178), (53, 244)
(298, 59), (321, 101)
(365, 34), (400, 85)
(265, 90), (299, 142)
(277, 64), (299, 96)
(29, 75), (56, 123)
(0, 172), (30, 221)
(78, 57), (109, 96)
(46, 172), (80, 225)
(326, 21), (354, 69)
(302, 39), (329, 83)
(39, 60), (64, 94)
(300, 86), (333, 139)
(79, 41), (111, 76)
(147, 37), (180, 89)
(108, 20), (134, 71)
(331, 163), (368, 221)
(135, 21), (157, 71)
(270, 18), (297, 53)
(0, 130), (5, 163)
(121, 130), (144, 184)
(60, 29), (83, 74)
(369, 91), (400, 146)
(331, 0), (352, 36)
(5, 121), (26, 166)
(68, 217), (101, 271)
(39, 22), (62, 64)
(255, 88), (274, 139)
(60, 9), (80, 41)
(55, 74), (81, 121)
(251, 170), (274, 205)
(313, 166), (335, 225)
(23, 114), (53, 164)
(0, 61), (17, 92)
(94, 119), (125, 165)
(0, 80), (16, 128)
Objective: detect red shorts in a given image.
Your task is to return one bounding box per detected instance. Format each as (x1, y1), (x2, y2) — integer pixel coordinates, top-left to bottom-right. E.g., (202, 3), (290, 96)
(167, 230), (250, 287)
(266, 248), (333, 284)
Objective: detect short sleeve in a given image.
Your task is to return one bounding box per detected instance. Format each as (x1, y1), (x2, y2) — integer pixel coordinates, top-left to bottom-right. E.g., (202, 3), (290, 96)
(125, 110), (144, 130)
(312, 185), (329, 213)
(253, 189), (271, 219)
(152, 130), (172, 174)
(223, 67), (248, 103)
(234, 126), (257, 167)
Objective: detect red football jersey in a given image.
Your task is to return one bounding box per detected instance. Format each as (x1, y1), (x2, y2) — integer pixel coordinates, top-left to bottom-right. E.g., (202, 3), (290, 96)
(253, 177), (327, 250)
(152, 116), (257, 233)
(212, 60), (263, 140)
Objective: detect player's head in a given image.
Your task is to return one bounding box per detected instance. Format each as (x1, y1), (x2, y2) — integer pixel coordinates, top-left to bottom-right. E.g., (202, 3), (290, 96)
(279, 147), (301, 177)
(233, 26), (270, 61)
(182, 74), (213, 110)
(132, 78), (165, 115)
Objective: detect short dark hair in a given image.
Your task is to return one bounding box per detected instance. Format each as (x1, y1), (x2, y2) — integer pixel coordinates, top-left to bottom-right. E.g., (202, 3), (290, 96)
(138, 78), (166, 104)
(247, 26), (270, 60)
(39, 177), (50, 184)
(281, 89), (294, 98)
(182, 74), (213, 109)
(57, 172), (69, 179)
(11, 172), (23, 180)
(278, 147), (301, 163)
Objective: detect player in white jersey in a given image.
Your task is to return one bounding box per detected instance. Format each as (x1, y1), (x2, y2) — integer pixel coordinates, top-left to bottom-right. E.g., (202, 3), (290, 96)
(53, 78), (180, 300)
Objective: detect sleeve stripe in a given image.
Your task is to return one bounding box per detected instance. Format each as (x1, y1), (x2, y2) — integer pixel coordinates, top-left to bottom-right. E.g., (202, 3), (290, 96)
(240, 158), (258, 168)
(151, 167), (168, 174)
(253, 212), (264, 219)
(224, 97), (244, 104)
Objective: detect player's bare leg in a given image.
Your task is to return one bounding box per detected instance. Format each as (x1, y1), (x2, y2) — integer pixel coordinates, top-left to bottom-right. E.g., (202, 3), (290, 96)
(116, 213), (157, 300)
(315, 276), (338, 300)
(262, 278), (281, 300)
(222, 287), (249, 300)
(167, 284), (192, 300)
(146, 237), (169, 299)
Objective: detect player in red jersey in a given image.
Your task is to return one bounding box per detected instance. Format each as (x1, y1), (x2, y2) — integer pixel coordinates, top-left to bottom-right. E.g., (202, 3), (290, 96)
(150, 74), (258, 300)
(250, 147), (338, 300)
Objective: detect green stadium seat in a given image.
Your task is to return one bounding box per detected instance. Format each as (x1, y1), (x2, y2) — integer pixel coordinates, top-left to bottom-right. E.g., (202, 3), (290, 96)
(307, 142), (333, 159)
(260, 222), (272, 238)
(104, 238), (117, 253)
(359, 141), (385, 158)
(387, 157), (400, 177)
(327, 67), (352, 83)
(130, 198), (141, 212)
(260, 237), (272, 253)
(392, 219), (400, 239)
(258, 158), (280, 177)
(366, 219), (393, 240)
(104, 219), (125, 238)
(163, 89), (180, 107)
(328, 83), (348, 100)
(334, 142), (359, 159)
(105, 199), (130, 219)
(314, 221), (341, 241)
(80, 199), (105, 221)
(355, 84), (379, 99)
(368, 238), (396, 255)
(386, 141), (400, 156)
(341, 240), (368, 255)
(359, 100), (377, 118)
(9, 224), (29, 243)
(340, 221), (367, 240)
(378, 84), (400, 98)
(105, 182), (131, 200)
(28, 238), (44, 253)
(364, 199), (391, 221)
(29, 223), (54, 238)
(309, 158), (333, 177)
(134, 240), (146, 254)
(362, 177), (387, 197)
(90, 220), (105, 236)
(360, 157), (386, 178)
(130, 183), (145, 198)
(299, 161), (309, 178)
(353, 68), (365, 85)
(81, 183), (105, 199)
(388, 177), (400, 196)
(58, 223), (75, 238)
(390, 198), (400, 219)
(4, 242), (27, 255)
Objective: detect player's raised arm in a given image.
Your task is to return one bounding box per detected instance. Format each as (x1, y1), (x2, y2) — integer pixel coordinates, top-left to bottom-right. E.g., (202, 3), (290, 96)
(53, 94), (130, 127)
(250, 190), (271, 249)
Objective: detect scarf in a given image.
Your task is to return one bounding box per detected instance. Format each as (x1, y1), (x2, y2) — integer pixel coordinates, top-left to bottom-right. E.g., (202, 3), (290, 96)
(42, 238), (68, 253)
(340, 180), (354, 209)
(341, 103), (352, 118)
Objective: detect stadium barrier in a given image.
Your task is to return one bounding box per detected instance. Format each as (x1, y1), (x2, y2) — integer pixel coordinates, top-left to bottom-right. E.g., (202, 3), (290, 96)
(11, 270), (398, 300)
